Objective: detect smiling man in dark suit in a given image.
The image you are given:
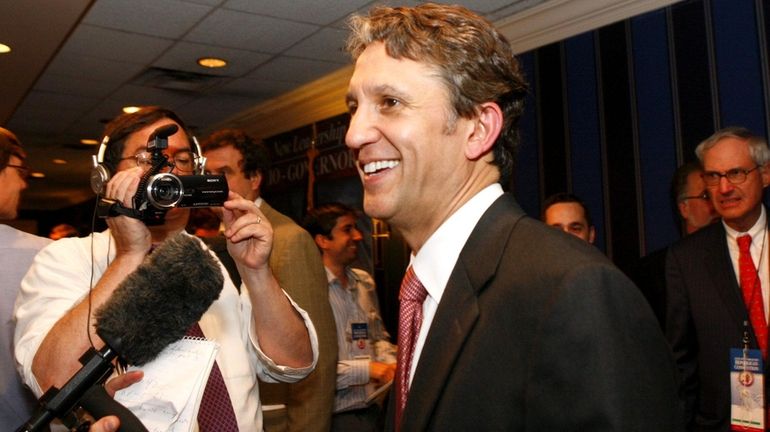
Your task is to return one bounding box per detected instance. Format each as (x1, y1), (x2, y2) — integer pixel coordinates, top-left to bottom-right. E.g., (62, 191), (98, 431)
(667, 127), (770, 431)
(343, 3), (682, 431)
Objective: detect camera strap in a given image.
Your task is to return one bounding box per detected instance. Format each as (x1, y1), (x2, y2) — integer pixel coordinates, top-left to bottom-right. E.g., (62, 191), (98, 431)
(96, 197), (143, 219)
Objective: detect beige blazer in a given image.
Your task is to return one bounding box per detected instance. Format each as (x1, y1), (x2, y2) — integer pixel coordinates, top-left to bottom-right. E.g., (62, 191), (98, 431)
(258, 201), (337, 432)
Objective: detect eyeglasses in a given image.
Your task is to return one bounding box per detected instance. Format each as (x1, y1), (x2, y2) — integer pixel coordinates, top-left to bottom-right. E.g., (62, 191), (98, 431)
(702, 166), (760, 186)
(680, 191), (709, 201)
(5, 164), (29, 180)
(120, 150), (197, 174)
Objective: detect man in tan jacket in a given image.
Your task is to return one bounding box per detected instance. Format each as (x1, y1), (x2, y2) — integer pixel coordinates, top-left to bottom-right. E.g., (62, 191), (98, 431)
(201, 128), (337, 432)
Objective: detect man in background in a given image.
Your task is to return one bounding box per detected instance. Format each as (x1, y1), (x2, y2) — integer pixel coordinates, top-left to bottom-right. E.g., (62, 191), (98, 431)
(344, 4), (681, 430)
(201, 128), (337, 432)
(541, 192), (596, 244)
(672, 160), (719, 235)
(667, 127), (770, 431)
(304, 203), (396, 431)
(0, 127), (51, 428)
(628, 161), (718, 327)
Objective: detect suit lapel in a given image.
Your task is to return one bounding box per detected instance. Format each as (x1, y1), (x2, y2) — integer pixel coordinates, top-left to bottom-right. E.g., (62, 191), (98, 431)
(705, 225), (748, 329)
(402, 195), (525, 431)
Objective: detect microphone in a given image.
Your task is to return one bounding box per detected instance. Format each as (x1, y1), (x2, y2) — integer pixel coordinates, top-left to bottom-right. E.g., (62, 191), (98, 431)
(16, 233), (225, 432)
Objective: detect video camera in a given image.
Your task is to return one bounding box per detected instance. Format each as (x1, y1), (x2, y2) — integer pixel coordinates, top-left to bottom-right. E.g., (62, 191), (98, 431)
(96, 124), (228, 225)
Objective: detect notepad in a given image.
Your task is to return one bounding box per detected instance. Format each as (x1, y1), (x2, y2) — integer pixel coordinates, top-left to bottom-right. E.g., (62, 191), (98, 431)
(114, 336), (219, 432)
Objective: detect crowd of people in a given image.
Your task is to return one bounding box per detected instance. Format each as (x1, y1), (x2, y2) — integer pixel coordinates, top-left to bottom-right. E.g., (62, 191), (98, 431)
(1, 3), (768, 432)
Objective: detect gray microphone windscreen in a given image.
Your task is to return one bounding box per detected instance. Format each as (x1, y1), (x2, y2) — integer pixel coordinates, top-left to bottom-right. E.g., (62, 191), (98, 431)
(94, 233), (224, 365)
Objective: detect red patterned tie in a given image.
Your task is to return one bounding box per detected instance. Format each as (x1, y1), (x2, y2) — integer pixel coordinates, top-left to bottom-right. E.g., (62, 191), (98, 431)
(186, 322), (239, 431)
(395, 266), (428, 431)
(737, 234), (768, 359)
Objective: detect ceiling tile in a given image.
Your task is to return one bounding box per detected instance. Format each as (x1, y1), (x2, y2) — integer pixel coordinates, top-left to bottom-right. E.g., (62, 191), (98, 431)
(44, 54), (146, 84)
(224, 0), (371, 25)
(185, 8), (319, 53)
(34, 74), (120, 99)
(60, 24), (175, 64)
(107, 84), (198, 109)
(284, 27), (350, 63)
(83, 0), (213, 39)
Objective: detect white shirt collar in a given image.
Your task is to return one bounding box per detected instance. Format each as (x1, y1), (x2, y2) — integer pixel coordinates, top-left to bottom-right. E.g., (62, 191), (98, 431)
(723, 205), (767, 242)
(411, 184), (504, 304)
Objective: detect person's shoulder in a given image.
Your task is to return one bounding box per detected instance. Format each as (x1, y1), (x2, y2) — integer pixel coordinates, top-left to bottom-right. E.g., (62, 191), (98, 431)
(669, 221), (723, 254)
(0, 224), (51, 250)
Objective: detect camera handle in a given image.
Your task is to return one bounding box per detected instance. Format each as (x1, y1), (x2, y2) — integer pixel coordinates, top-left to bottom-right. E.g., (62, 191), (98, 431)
(96, 156), (172, 221)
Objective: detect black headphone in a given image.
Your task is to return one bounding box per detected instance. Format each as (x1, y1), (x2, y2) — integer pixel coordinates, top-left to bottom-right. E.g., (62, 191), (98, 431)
(90, 126), (206, 196)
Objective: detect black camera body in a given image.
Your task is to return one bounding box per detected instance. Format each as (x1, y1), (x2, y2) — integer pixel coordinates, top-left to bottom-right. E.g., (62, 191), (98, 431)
(97, 124), (228, 225)
(137, 173), (228, 224)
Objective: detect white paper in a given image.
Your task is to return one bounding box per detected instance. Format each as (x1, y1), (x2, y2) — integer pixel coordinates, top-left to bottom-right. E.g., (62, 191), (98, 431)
(115, 337), (218, 432)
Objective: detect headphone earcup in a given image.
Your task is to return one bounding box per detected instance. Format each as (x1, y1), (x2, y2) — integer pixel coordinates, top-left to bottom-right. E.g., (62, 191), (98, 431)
(91, 163), (110, 195)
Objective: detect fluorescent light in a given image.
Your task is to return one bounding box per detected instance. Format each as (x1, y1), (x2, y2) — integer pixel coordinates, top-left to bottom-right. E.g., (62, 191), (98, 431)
(122, 106), (141, 114)
(0, 43), (10, 54)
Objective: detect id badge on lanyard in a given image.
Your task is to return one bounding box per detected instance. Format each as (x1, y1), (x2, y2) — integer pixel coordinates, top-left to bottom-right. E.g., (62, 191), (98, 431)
(731, 328), (765, 431)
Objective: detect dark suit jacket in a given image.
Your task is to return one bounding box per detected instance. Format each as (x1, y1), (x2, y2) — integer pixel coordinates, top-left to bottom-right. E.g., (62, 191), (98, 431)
(627, 246), (669, 328)
(387, 194), (683, 431)
(666, 221), (768, 431)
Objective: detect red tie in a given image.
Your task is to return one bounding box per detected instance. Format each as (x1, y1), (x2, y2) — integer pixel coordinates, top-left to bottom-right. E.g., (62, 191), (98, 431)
(186, 322), (239, 431)
(395, 267), (428, 431)
(738, 234), (768, 359)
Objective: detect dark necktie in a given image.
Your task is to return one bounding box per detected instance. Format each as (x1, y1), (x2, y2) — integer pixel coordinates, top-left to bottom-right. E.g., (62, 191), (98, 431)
(738, 234), (768, 359)
(186, 322), (239, 431)
(395, 266), (428, 431)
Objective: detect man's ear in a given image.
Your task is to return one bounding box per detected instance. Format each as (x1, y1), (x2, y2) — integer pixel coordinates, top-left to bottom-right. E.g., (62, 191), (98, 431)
(761, 163), (770, 188)
(313, 233), (328, 251)
(465, 102), (503, 161)
(250, 171), (263, 194)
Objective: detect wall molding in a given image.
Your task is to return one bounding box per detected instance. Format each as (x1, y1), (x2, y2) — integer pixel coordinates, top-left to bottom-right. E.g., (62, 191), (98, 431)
(217, 0), (683, 140)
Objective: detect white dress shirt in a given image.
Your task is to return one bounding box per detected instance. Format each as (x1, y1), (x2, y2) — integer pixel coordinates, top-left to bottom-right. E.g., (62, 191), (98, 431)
(408, 183), (504, 386)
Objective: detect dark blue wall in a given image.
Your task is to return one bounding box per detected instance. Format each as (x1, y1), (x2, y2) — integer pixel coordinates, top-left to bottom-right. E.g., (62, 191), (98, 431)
(514, 0), (770, 271)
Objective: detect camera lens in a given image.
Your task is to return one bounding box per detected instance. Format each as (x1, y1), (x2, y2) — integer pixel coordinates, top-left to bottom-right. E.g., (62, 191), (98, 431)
(146, 173), (183, 208)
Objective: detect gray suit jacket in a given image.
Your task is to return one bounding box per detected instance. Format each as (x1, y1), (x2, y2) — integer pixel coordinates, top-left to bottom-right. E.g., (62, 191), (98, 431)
(666, 221), (768, 431)
(388, 194), (683, 431)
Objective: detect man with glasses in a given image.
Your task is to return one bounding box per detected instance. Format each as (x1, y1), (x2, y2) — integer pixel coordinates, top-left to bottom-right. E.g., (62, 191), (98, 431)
(674, 161), (719, 235)
(0, 127), (52, 427)
(14, 107), (318, 431)
(667, 127), (770, 431)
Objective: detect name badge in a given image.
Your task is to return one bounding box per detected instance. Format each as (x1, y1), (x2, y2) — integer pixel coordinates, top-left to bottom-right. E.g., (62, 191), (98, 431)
(730, 348), (765, 431)
(351, 323), (369, 351)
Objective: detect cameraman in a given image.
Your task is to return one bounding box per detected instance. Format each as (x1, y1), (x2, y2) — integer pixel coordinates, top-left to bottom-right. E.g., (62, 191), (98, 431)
(14, 107), (318, 431)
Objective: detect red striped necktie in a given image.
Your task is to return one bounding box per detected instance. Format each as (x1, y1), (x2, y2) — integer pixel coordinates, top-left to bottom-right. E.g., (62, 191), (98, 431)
(395, 266), (428, 431)
(186, 322), (239, 431)
(737, 234), (768, 359)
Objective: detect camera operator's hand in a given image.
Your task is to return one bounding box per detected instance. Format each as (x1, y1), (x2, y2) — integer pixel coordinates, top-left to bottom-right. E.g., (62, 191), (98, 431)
(104, 167), (151, 255)
(104, 370), (143, 397)
(89, 416), (119, 432)
(222, 192), (272, 270)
